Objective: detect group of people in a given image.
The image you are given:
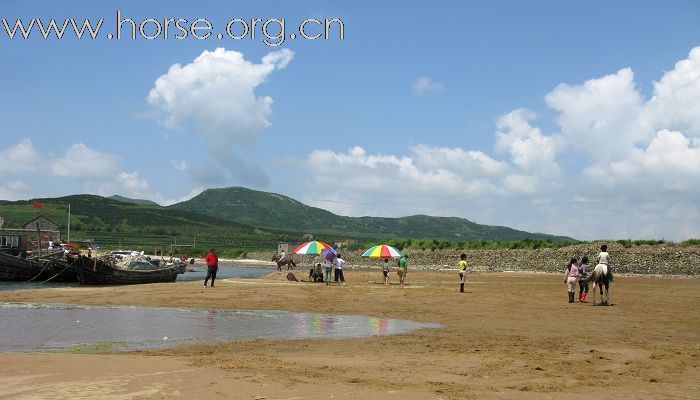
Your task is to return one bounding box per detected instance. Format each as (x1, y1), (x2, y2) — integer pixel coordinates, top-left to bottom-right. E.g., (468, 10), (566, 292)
(563, 244), (613, 303)
(380, 255), (409, 285)
(206, 246), (613, 301)
(306, 254), (411, 286)
(308, 253), (347, 285)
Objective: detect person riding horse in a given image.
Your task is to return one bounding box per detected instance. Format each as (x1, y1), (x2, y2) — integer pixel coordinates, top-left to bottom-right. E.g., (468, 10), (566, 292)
(273, 251), (296, 271)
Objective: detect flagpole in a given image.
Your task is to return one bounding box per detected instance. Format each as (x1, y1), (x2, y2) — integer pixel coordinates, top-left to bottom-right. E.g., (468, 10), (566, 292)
(67, 203), (71, 243)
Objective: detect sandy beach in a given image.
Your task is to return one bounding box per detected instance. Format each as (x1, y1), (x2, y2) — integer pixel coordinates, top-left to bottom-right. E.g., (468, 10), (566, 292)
(0, 270), (698, 399)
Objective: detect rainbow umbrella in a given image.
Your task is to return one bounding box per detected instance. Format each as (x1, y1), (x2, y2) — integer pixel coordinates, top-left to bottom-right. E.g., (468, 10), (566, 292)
(362, 244), (403, 259)
(291, 240), (334, 256)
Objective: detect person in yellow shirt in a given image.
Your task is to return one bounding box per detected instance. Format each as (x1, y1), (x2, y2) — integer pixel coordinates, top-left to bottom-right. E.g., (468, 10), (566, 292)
(458, 253), (468, 293)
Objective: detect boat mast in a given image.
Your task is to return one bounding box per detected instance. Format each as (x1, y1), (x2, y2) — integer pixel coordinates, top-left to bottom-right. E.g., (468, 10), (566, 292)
(67, 203), (71, 243)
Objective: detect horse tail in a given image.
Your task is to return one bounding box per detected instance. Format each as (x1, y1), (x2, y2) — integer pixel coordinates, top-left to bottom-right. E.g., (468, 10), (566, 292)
(590, 264), (608, 282)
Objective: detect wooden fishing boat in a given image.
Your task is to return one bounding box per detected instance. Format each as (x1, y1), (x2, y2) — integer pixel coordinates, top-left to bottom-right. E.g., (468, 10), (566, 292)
(74, 254), (186, 285)
(0, 249), (79, 282)
(0, 250), (45, 281)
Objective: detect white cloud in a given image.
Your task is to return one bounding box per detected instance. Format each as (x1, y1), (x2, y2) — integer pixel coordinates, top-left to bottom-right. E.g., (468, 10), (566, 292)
(50, 143), (120, 178)
(412, 76), (444, 94)
(115, 171), (150, 192)
(584, 129), (700, 194)
(299, 145), (511, 217)
(495, 109), (561, 173)
(646, 47), (700, 137)
(0, 139), (42, 172)
(411, 144), (509, 178)
(545, 68), (652, 161)
(148, 48), (292, 186)
(147, 47), (293, 153)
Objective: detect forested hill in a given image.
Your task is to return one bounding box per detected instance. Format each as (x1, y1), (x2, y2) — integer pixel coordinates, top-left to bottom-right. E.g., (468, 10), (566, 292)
(170, 187), (573, 241)
(0, 195), (259, 235)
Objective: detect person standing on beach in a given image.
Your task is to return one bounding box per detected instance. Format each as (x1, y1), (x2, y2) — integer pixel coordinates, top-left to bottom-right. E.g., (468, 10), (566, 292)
(204, 247), (218, 288)
(458, 253), (468, 293)
(564, 257), (580, 303)
(334, 254), (345, 284)
(578, 256), (590, 302)
(383, 258), (390, 285)
(397, 255), (407, 286)
(324, 257), (333, 286)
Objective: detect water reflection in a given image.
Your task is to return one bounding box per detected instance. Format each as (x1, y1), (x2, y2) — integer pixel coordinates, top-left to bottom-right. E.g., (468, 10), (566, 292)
(0, 303), (440, 352)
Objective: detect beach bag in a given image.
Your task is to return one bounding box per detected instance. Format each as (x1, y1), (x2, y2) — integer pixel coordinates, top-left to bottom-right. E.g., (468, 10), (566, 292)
(286, 272), (298, 282)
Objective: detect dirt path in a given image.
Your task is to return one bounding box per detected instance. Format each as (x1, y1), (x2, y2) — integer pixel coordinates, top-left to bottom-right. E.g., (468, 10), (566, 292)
(1, 271), (698, 399)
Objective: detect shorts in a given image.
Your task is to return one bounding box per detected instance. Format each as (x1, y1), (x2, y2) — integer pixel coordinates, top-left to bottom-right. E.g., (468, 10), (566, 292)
(383, 270), (389, 277)
(397, 269), (406, 277)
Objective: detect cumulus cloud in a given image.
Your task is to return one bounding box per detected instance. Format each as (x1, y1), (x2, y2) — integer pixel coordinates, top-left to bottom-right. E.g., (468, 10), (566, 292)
(115, 171), (150, 192)
(584, 129), (700, 194)
(412, 76), (444, 94)
(91, 171), (167, 204)
(0, 139), (42, 172)
(300, 145), (506, 217)
(646, 47), (700, 137)
(411, 144), (509, 178)
(495, 109), (561, 174)
(50, 143), (120, 178)
(147, 47), (293, 185)
(545, 68), (652, 161)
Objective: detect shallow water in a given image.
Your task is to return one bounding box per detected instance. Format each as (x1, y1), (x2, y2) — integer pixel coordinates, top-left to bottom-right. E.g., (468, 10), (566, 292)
(177, 264), (274, 281)
(0, 303), (440, 352)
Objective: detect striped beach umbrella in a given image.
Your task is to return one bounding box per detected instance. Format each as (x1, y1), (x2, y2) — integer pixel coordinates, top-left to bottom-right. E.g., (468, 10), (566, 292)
(291, 240), (334, 256)
(361, 244), (403, 259)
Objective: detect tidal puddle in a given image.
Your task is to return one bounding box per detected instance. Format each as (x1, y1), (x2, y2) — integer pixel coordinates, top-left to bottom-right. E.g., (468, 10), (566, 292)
(0, 303), (440, 352)
(177, 264), (274, 281)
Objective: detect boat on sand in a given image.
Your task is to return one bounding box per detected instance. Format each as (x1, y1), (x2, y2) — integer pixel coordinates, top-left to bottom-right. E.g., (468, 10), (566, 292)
(73, 254), (186, 285)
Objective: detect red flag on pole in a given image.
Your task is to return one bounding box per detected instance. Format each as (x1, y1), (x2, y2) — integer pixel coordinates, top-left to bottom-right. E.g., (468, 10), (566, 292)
(33, 201), (42, 209)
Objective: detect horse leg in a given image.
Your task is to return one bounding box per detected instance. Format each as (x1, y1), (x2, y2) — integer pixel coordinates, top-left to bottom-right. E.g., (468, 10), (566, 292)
(592, 282), (598, 305)
(277, 262), (281, 272)
(604, 281), (610, 305)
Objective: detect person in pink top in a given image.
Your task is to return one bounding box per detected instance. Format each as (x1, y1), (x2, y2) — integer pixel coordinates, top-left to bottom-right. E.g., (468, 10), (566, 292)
(563, 257), (580, 303)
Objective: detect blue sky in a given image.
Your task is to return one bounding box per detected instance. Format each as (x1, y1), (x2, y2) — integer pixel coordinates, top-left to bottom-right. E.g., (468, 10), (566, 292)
(2, 1), (700, 240)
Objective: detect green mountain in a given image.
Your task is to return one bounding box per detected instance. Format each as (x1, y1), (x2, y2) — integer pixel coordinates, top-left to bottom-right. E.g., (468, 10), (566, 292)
(108, 195), (160, 207)
(0, 189), (574, 245)
(170, 187), (573, 241)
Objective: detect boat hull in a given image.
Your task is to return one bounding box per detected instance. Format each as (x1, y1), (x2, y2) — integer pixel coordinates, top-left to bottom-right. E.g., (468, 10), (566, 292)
(75, 255), (186, 285)
(0, 252), (45, 282)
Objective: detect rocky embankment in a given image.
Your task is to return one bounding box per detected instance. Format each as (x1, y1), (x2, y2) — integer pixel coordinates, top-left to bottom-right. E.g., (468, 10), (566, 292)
(246, 242), (700, 275)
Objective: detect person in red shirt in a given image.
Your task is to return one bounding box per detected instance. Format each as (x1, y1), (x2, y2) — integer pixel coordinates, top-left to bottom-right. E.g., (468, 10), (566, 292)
(204, 247), (218, 288)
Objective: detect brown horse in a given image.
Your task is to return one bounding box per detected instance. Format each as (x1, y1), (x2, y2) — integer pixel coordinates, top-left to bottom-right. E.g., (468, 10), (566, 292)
(272, 254), (296, 271)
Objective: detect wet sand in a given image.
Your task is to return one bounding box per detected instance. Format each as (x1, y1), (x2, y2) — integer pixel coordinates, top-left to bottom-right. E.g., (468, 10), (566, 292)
(0, 271), (698, 399)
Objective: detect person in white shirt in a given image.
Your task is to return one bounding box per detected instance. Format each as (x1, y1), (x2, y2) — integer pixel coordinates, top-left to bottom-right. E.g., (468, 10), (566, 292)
(334, 254), (345, 284)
